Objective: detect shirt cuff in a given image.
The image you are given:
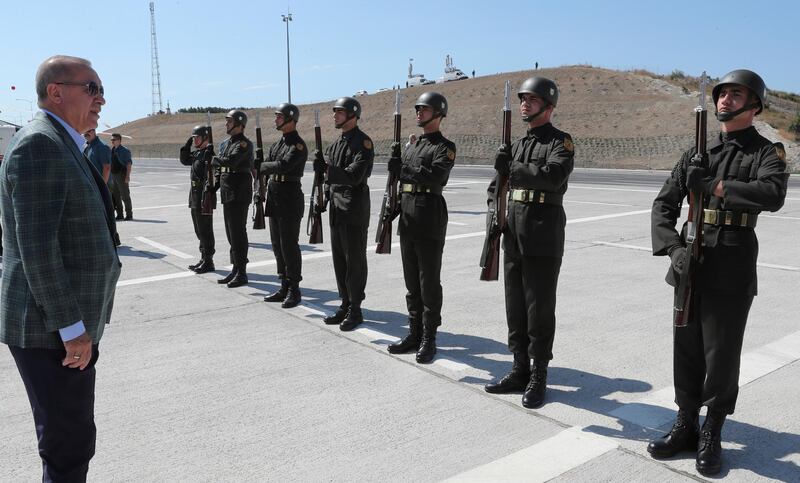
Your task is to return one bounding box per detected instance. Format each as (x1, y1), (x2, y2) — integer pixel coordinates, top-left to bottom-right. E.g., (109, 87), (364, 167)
(59, 321), (86, 342)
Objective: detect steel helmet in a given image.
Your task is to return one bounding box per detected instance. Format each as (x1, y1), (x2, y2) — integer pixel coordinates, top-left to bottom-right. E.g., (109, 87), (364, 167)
(415, 91), (448, 117)
(518, 77), (559, 107)
(712, 69), (767, 117)
(225, 109), (248, 127)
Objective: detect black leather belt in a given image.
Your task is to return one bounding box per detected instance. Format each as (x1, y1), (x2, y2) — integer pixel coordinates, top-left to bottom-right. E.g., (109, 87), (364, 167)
(703, 209), (758, 228)
(271, 174), (301, 182)
(509, 188), (563, 205)
(400, 183), (442, 194)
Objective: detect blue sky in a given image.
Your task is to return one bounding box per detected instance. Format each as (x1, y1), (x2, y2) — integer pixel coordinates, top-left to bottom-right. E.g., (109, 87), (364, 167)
(2, 0), (797, 128)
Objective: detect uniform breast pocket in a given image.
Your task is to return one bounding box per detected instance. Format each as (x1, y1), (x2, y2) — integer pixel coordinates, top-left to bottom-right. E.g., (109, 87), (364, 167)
(531, 145), (548, 166)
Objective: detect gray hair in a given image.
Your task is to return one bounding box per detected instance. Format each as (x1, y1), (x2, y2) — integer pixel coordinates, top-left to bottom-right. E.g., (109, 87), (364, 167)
(35, 55), (92, 107)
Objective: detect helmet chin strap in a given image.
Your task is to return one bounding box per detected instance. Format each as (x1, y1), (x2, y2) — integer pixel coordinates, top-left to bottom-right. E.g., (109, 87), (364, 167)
(336, 113), (356, 129)
(715, 102), (759, 122)
(275, 119), (290, 131)
(522, 105), (547, 123)
(416, 112), (441, 127)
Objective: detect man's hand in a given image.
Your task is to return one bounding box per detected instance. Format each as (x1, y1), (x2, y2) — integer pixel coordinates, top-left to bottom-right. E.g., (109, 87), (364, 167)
(686, 166), (719, 195)
(313, 150), (327, 173)
(62, 332), (93, 370)
(211, 156), (221, 168)
(670, 246), (687, 274)
(388, 156), (402, 176)
(390, 141), (401, 159)
(184, 137), (193, 149)
(253, 193), (262, 204)
(494, 144), (512, 176)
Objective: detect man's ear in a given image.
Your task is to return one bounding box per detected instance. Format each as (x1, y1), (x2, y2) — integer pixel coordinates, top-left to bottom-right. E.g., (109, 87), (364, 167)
(46, 83), (63, 105)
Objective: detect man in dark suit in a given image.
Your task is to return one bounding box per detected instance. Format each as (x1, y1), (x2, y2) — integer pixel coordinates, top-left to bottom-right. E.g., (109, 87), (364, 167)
(0, 55), (121, 482)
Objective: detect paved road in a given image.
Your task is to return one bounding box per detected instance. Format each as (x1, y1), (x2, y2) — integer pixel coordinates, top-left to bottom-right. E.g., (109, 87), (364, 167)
(2, 159), (798, 482)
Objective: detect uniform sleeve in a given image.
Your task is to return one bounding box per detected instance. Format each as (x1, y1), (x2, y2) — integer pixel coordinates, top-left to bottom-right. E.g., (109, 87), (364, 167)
(401, 142), (455, 185)
(651, 151), (690, 256)
(179, 145), (193, 166)
(721, 144), (787, 212)
(217, 140), (253, 171)
(99, 145), (111, 167)
(327, 137), (373, 185)
(261, 140), (308, 175)
(513, 135), (574, 192)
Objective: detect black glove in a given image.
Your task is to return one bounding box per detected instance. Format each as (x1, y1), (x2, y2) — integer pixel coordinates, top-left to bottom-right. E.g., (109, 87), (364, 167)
(388, 156), (402, 176)
(686, 166), (717, 195)
(390, 141), (401, 159)
(313, 150), (327, 173)
(494, 144), (512, 175)
(669, 246), (687, 274)
(184, 137), (193, 150)
(211, 156), (221, 168)
(253, 193), (262, 204)
(314, 203), (327, 215)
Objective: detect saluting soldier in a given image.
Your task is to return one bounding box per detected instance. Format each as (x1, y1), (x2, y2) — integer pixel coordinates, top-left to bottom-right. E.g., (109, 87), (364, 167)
(313, 97), (374, 331)
(649, 70), (788, 476)
(213, 109), (254, 288)
(386, 92), (455, 364)
(179, 125), (217, 274)
(483, 77), (574, 408)
(258, 103), (308, 308)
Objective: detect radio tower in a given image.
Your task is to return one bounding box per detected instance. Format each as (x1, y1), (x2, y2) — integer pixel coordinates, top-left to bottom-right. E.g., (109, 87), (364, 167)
(149, 2), (164, 115)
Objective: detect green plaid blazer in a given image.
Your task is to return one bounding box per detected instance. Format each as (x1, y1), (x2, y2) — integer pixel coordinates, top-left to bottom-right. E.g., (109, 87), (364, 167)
(0, 112), (121, 349)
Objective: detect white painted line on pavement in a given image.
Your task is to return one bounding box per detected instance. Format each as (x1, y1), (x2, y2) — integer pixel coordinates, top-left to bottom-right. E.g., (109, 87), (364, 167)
(566, 200), (633, 207)
(761, 214), (800, 221)
(356, 327), (399, 343)
(137, 203), (187, 210)
(757, 262), (800, 272)
(134, 237), (194, 259)
(118, 271), (195, 287)
(447, 221), (468, 226)
(567, 209), (652, 223)
(434, 356), (472, 372)
(444, 426), (618, 482)
(570, 185), (659, 194)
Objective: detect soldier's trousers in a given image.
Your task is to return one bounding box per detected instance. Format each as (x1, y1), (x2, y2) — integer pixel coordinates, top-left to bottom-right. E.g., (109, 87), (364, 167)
(673, 289), (752, 415)
(400, 235), (444, 326)
(110, 172), (132, 216)
(223, 202), (249, 268)
(331, 222), (368, 305)
(269, 216), (302, 283)
(503, 245), (562, 362)
(190, 208), (215, 259)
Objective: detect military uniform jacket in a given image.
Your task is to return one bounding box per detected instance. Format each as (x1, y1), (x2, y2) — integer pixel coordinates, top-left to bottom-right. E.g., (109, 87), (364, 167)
(398, 131), (456, 241)
(258, 130), (307, 219)
(490, 123), (574, 257)
(652, 126), (787, 295)
(324, 126), (374, 226)
(179, 144), (217, 209)
(213, 132), (254, 204)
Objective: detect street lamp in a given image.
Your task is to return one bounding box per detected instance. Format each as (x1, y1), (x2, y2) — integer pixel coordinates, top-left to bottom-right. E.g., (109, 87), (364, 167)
(16, 98), (33, 121)
(282, 12), (292, 102)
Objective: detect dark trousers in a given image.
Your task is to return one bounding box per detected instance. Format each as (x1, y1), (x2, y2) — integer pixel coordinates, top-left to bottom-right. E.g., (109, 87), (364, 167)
(9, 345), (100, 483)
(223, 202), (249, 268)
(674, 289), (752, 414)
(191, 208), (215, 259)
(400, 235), (444, 326)
(110, 172), (132, 216)
(503, 243), (562, 361)
(268, 216), (302, 283)
(331, 223), (368, 305)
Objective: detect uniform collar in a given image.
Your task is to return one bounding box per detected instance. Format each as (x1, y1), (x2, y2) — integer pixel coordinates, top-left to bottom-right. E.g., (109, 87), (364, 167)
(708, 125), (757, 150)
(341, 126), (359, 140)
(527, 122), (552, 139)
(420, 130), (442, 141)
(230, 132), (245, 141)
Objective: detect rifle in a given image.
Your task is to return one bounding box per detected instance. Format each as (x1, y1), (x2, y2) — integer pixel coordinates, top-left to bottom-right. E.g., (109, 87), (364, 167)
(201, 112), (216, 216)
(252, 113), (266, 230)
(307, 109), (325, 244)
(479, 80), (512, 281)
(673, 72), (708, 327)
(375, 90), (401, 254)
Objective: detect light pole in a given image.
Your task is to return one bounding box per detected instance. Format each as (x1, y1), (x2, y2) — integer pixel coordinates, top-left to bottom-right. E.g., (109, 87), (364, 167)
(16, 98), (33, 121)
(282, 12), (293, 102)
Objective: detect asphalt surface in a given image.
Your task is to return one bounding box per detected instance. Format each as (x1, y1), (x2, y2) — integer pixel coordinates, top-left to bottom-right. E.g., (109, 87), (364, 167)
(1, 159), (798, 482)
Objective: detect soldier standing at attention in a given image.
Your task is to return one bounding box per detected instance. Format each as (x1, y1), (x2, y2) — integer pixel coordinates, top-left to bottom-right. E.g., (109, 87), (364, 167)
(386, 92), (455, 364)
(179, 125), (217, 274)
(313, 97), (374, 331)
(483, 77), (574, 408)
(259, 103), (308, 308)
(109, 133), (133, 220)
(213, 110), (254, 288)
(649, 70), (787, 476)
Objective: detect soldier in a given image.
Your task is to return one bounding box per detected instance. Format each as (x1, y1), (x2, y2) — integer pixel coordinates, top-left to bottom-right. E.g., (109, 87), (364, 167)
(212, 109), (254, 288)
(258, 103), (308, 308)
(482, 77), (574, 408)
(649, 70), (787, 475)
(109, 133), (133, 220)
(179, 125), (217, 274)
(313, 97), (374, 331)
(386, 92), (455, 364)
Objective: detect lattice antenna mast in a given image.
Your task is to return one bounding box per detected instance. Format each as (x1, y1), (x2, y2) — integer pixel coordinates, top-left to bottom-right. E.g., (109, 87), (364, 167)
(149, 2), (164, 115)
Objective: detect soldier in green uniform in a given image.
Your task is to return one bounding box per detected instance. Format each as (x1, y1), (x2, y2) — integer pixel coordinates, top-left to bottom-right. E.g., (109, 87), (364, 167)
(648, 70), (788, 476)
(258, 103), (308, 308)
(179, 125), (218, 274)
(386, 92), (455, 364)
(482, 77), (574, 408)
(213, 109), (254, 288)
(313, 97), (374, 331)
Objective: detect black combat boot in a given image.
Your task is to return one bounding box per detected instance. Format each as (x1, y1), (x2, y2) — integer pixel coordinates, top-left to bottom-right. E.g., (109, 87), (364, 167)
(339, 305), (363, 331)
(189, 257), (203, 271)
(264, 280), (289, 302)
(485, 353), (531, 394)
(647, 408), (700, 458)
(193, 258), (216, 274)
(415, 322), (438, 364)
(387, 318), (422, 354)
(281, 283), (301, 308)
(227, 266), (248, 288)
(218, 268), (237, 284)
(124, 212), (133, 221)
(323, 304), (349, 325)
(696, 410), (726, 476)
(521, 360), (548, 408)
(115, 212), (124, 221)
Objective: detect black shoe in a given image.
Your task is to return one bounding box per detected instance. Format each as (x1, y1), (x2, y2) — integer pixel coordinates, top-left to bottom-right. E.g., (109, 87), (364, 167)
(218, 270), (237, 284)
(485, 354), (530, 393)
(521, 361), (548, 408)
(189, 259), (203, 271)
(415, 323), (437, 364)
(227, 272), (248, 288)
(264, 280), (289, 302)
(323, 305), (349, 325)
(281, 284), (301, 308)
(647, 409), (700, 459)
(115, 214), (124, 221)
(339, 306), (363, 331)
(696, 411), (725, 475)
(124, 213), (133, 221)
(387, 318), (422, 354)
(193, 260), (215, 274)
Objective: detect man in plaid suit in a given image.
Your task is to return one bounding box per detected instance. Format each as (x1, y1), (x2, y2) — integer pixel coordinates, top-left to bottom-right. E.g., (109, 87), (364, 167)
(0, 55), (120, 482)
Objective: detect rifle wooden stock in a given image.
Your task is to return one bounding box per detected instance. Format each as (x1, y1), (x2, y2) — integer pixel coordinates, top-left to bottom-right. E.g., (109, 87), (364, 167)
(252, 125), (266, 230)
(307, 121), (324, 244)
(201, 115), (216, 216)
(376, 97), (401, 254)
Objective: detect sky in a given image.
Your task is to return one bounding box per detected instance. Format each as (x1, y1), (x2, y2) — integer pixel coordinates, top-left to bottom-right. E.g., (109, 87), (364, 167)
(1, 0), (797, 129)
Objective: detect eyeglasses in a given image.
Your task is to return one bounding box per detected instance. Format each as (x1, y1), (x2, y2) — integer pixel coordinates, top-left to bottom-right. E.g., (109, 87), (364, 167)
(55, 81), (104, 97)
